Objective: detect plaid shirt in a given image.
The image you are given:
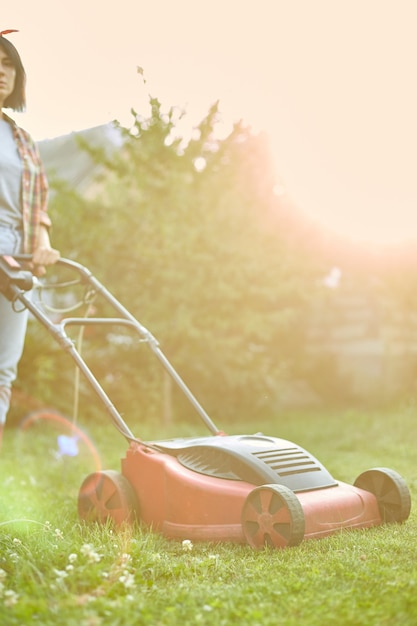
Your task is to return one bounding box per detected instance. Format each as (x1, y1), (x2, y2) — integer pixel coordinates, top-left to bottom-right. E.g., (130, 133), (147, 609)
(4, 113), (51, 253)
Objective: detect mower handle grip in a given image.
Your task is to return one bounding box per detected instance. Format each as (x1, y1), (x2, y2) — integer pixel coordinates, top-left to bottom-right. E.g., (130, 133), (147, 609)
(14, 254), (95, 282)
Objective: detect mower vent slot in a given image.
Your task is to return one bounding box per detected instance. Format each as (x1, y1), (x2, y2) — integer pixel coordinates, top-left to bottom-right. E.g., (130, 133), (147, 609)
(270, 461), (317, 471)
(252, 448), (324, 478)
(279, 467), (321, 476)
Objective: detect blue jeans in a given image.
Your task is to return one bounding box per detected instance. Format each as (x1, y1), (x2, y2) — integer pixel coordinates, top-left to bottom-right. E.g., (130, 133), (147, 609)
(0, 226), (28, 423)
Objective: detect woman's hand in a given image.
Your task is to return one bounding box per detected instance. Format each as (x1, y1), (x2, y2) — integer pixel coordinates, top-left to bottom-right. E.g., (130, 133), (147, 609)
(31, 226), (60, 276)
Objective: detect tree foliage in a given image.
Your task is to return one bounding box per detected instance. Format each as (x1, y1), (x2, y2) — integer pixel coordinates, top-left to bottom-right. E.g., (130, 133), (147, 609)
(18, 97), (322, 425)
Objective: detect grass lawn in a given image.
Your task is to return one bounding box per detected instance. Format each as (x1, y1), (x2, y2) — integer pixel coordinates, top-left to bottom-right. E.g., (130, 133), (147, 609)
(0, 405), (416, 625)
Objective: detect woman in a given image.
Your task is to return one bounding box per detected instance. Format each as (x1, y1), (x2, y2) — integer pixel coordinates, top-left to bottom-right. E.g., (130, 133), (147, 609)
(0, 30), (60, 438)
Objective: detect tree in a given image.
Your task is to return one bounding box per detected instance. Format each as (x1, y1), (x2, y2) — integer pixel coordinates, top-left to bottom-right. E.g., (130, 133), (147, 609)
(18, 97), (319, 425)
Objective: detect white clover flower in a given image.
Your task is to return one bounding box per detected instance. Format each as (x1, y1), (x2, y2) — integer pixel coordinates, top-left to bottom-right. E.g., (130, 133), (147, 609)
(119, 571), (135, 589)
(182, 539), (193, 551)
(68, 553), (78, 564)
(80, 543), (93, 555)
(80, 543), (101, 563)
(120, 553), (131, 566)
(65, 564), (74, 572)
(54, 528), (64, 540)
(54, 569), (68, 580)
(4, 589), (19, 607)
(12, 538), (21, 545)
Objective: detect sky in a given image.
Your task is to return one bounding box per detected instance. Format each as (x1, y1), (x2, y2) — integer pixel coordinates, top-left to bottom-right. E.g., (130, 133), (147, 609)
(3, 0), (417, 246)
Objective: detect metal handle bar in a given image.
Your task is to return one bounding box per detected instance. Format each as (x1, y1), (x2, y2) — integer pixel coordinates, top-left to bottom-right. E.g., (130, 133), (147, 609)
(11, 255), (221, 437)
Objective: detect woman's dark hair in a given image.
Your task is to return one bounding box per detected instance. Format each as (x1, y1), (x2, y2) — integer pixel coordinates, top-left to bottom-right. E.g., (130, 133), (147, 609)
(0, 36), (26, 111)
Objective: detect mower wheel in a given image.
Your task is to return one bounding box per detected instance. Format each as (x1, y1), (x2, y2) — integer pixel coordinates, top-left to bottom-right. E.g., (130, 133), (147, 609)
(241, 484), (305, 549)
(354, 467), (411, 523)
(78, 470), (139, 525)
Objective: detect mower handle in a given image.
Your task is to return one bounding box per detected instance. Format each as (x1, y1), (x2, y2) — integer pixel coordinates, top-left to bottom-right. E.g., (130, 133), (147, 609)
(5, 254), (222, 438)
(14, 254), (96, 282)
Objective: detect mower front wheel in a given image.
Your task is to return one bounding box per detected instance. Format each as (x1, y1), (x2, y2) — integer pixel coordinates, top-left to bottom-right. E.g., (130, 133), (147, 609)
(354, 467), (411, 523)
(241, 484), (305, 549)
(78, 470), (139, 526)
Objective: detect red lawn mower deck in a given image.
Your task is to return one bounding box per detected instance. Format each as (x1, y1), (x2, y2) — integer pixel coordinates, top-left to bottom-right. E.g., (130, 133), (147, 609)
(80, 434), (410, 548)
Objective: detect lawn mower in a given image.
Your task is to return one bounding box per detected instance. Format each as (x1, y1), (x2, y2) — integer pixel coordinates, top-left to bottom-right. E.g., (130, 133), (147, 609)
(0, 254), (411, 549)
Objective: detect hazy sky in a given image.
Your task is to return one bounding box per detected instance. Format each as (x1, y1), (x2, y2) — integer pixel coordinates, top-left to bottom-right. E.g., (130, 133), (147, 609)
(3, 0), (417, 245)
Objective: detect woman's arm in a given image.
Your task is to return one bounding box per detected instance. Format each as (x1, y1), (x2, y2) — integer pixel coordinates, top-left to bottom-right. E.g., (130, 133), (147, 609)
(31, 224), (60, 275)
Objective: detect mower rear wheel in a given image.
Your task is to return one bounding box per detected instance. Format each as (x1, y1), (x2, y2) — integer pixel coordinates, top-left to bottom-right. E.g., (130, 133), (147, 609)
(354, 467), (411, 523)
(78, 470), (139, 525)
(241, 484), (305, 549)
